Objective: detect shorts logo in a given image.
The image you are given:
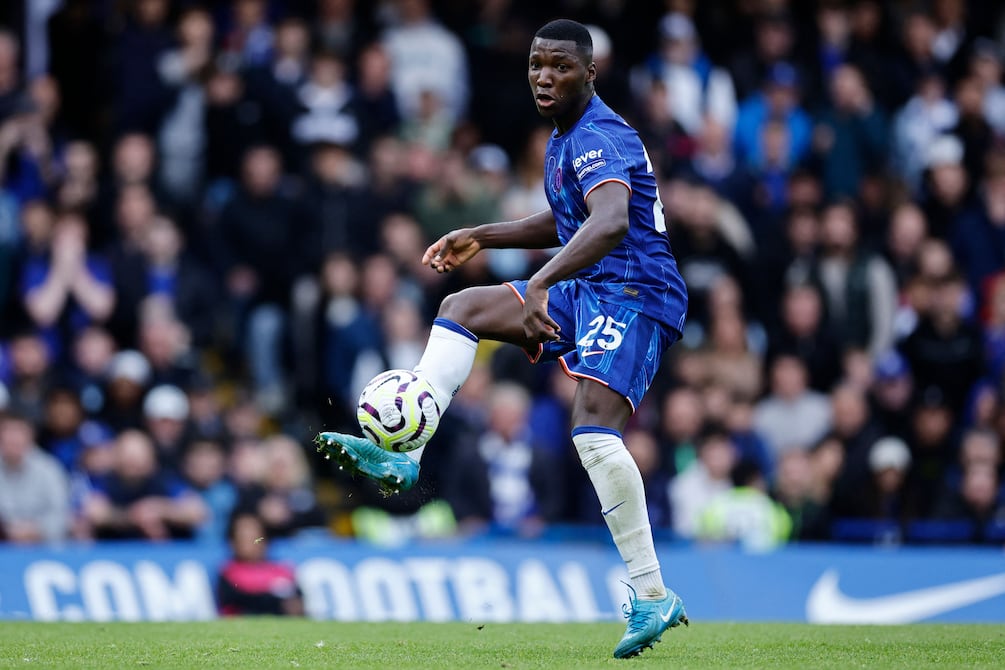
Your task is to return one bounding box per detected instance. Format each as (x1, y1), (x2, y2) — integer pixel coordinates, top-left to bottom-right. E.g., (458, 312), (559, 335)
(547, 155), (562, 194)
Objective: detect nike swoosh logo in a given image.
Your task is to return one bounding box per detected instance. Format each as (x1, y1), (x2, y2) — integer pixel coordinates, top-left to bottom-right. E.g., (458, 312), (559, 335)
(582, 351), (605, 357)
(806, 569), (1005, 624)
(660, 609), (674, 623)
(602, 501), (627, 516)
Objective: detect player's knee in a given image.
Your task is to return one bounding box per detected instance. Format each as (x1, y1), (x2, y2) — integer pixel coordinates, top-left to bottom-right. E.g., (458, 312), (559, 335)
(437, 290), (476, 329)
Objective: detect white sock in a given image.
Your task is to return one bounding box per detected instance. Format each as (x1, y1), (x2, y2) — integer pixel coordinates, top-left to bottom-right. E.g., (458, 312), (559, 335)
(409, 318), (479, 463)
(573, 427), (666, 600)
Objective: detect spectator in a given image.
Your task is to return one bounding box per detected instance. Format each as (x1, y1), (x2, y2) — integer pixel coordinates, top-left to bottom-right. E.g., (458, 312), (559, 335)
(734, 62), (812, 175)
(155, 6), (214, 206)
(934, 465), (1005, 539)
(203, 65), (265, 188)
(354, 42), (401, 151)
(810, 201), (897, 355)
(892, 70), (957, 193)
(235, 434), (326, 538)
(243, 17), (310, 162)
(812, 63), (886, 198)
(220, 0), (274, 68)
(182, 438), (237, 543)
(839, 436), (914, 521)
(753, 355), (832, 458)
(67, 325), (116, 414)
(696, 460), (792, 551)
(381, 0), (469, 124)
(445, 382), (564, 536)
(21, 210), (115, 358)
(970, 38), (1005, 139)
(768, 283), (842, 392)
(111, 0), (174, 134)
(905, 386), (958, 519)
(290, 50), (366, 159)
(869, 350), (915, 440)
(316, 253), (383, 424)
(669, 425), (737, 538)
(772, 449), (829, 540)
(0, 410), (69, 543)
(699, 309), (762, 401)
(3, 330), (53, 423)
(143, 384), (192, 471)
(728, 9), (797, 101)
(100, 349), (150, 431)
(80, 428), (205, 540)
(889, 11), (939, 110)
(217, 511), (304, 616)
(920, 131), (972, 241)
(631, 12), (737, 136)
(952, 76), (995, 184)
(900, 272), (983, 414)
(38, 383), (86, 471)
(884, 202), (929, 287)
(658, 386), (705, 475)
(216, 144), (300, 414)
(953, 151), (1005, 298)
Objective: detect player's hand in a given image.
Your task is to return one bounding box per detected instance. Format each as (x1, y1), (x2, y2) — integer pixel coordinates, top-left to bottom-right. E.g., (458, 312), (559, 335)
(522, 280), (561, 343)
(422, 228), (481, 273)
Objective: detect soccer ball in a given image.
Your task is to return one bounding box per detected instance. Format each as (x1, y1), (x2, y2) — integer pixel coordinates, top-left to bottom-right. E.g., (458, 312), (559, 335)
(356, 370), (441, 452)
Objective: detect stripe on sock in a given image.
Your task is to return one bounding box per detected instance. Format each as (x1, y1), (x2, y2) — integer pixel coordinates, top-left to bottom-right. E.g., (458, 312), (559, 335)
(433, 317), (479, 343)
(571, 425), (623, 439)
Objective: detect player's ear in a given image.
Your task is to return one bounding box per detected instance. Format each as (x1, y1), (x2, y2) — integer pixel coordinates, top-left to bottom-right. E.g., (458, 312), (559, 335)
(586, 60), (597, 84)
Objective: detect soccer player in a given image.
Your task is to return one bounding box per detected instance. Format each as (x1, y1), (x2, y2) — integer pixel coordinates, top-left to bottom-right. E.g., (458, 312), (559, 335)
(316, 19), (689, 657)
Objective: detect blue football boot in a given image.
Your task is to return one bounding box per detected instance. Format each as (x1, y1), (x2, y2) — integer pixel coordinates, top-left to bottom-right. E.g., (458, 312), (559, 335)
(613, 585), (689, 659)
(314, 431), (419, 494)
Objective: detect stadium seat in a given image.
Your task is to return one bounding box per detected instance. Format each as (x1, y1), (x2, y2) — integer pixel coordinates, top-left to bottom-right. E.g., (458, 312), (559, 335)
(904, 520), (976, 544)
(829, 518), (902, 544)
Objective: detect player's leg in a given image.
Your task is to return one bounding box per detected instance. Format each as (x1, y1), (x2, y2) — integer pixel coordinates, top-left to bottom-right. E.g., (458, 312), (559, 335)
(570, 382), (688, 658)
(316, 285), (537, 491)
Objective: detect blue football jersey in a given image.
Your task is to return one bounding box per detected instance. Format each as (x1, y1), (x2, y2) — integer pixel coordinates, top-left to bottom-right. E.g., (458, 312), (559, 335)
(543, 95), (688, 333)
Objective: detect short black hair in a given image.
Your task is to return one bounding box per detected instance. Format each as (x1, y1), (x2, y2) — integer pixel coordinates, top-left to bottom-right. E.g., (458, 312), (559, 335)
(535, 19), (593, 60)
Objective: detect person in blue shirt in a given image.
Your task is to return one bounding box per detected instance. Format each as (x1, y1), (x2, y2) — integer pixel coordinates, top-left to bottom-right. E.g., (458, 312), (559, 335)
(316, 19), (689, 657)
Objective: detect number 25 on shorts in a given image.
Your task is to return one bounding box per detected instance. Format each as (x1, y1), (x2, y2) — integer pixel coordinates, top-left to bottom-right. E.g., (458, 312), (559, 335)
(577, 315), (627, 352)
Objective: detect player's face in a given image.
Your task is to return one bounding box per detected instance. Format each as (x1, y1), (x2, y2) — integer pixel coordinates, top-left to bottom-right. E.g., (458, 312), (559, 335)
(528, 38), (595, 120)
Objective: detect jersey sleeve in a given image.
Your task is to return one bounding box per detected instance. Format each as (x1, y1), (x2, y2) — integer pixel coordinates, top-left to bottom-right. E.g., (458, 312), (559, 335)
(569, 121), (635, 201)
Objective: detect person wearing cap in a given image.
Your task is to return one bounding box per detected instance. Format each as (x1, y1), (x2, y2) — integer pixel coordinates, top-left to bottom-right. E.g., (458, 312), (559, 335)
(630, 11), (737, 136)
(734, 61), (812, 175)
(101, 349), (151, 430)
(143, 383), (192, 471)
(920, 133), (971, 239)
(869, 350), (914, 440)
(854, 436), (914, 521)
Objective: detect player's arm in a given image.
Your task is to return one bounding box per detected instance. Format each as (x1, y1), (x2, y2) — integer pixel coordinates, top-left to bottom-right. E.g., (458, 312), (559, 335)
(523, 181), (630, 341)
(422, 209), (558, 273)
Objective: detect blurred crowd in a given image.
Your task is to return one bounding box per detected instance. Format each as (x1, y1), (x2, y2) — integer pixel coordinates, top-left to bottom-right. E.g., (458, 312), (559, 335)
(1, 0), (1005, 551)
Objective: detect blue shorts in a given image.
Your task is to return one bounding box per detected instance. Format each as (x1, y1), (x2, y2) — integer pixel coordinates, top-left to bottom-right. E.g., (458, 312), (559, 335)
(505, 279), (680, 412)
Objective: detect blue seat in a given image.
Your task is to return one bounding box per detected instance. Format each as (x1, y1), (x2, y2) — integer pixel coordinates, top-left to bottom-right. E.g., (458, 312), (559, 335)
(905, 519), (976, 544)
(984, 519), (1005, 543)
(830, 518), (902, 544)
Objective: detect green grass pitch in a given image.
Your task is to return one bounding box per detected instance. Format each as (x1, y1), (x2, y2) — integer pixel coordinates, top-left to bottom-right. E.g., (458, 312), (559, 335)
(1, 620), (1003, 669)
